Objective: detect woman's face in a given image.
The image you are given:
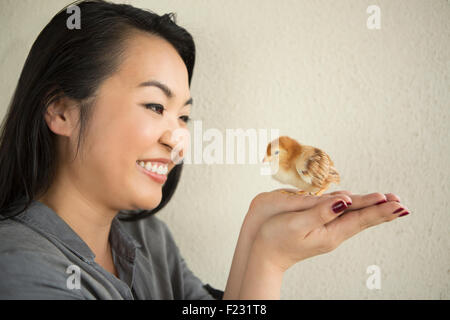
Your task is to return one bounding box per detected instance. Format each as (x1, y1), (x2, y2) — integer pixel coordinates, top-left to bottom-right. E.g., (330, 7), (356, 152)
(68, 32), (192, 212)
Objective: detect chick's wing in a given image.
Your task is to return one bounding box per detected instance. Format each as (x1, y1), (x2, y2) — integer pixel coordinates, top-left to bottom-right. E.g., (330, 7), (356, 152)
(295, 147), (330, 188)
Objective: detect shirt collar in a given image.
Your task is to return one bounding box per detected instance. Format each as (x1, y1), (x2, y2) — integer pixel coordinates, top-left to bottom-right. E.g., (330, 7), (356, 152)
(12, 199), (141, 263)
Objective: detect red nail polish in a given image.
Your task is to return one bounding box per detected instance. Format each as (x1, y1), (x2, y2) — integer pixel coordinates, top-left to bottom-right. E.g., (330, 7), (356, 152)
(399, 211), (410, 217)
(375, 199), (387, 205)
(332, 201), (347, 214)
(393, 208), (404, 214)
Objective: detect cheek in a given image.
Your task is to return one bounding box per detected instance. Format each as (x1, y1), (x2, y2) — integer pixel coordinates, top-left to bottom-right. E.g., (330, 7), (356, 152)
(123, 120), (167, 209)
(99, 101), (159, 157)
(130, 120), (162, 152)
(83, 106), (158, 184)
(83, 112), (165, 209)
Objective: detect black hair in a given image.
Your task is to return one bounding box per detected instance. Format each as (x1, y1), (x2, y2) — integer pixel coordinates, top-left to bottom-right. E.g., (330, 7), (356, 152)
(0, 0), (196, 221)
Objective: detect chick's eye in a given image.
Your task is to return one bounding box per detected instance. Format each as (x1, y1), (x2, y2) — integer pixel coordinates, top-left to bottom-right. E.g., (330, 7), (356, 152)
(144, 103), (164, 115)
(274, 150), (279, 155)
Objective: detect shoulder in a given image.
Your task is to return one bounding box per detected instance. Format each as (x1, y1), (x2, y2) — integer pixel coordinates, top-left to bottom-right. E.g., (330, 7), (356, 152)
(0, 249), (83, 299)
(0, 217), (64, 256)
(0, 219), (83, 299)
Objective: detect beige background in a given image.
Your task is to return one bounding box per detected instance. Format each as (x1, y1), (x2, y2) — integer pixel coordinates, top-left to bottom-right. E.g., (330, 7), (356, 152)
(0, 0), (449, 299)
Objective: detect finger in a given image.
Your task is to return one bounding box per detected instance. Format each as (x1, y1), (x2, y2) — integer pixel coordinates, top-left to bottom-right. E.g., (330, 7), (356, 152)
(288, 195), (353, 235)
(343, 192), (404, 212)
(270, 189), (352, 214)
(384, 193), (401, 203)
(342, 192), (388, 211)
(325, 200), (410, 244)
(325, 190), (353, 196)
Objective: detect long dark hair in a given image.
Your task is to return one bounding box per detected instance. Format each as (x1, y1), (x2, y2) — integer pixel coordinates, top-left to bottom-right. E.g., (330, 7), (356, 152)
(0, 0), (195, 221)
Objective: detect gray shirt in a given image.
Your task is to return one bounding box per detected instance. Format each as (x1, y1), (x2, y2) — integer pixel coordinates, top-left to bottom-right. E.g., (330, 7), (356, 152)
(0, 199), (221, 300)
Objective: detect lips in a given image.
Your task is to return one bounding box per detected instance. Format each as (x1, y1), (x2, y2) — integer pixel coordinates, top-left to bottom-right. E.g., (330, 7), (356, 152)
(136, 162), (167, 184)
(137, 157), (171, 164)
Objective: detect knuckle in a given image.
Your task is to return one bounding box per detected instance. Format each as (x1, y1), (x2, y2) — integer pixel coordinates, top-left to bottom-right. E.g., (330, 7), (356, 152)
(250, 193), (266, 208)
(373, 192), (386, 202)
(377, 203), (398, 222)
(318, 206), (331, 225)
(386, 192), (401, 203)
(255, 192), (267, 200)
(388, 202), (402, 212)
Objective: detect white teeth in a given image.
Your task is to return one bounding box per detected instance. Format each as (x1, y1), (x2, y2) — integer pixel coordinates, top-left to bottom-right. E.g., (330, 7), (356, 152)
(138, 161), (168, 175)
(157, 166), (168, 175)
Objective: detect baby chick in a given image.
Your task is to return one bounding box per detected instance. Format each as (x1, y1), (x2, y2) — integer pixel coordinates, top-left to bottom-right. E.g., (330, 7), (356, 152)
(262, 136), (340, 196)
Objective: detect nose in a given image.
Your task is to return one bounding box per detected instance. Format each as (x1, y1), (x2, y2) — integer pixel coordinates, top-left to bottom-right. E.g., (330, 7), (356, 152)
(159, 116), (179, 151)
(159, 115), (190, 159)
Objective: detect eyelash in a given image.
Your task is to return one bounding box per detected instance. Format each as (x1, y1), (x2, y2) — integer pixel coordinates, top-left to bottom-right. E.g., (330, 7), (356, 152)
(144, 104), (191, 123)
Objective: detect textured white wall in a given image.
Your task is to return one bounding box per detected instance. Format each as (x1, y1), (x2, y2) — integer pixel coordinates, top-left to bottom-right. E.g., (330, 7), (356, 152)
(0, 0), (449, 299)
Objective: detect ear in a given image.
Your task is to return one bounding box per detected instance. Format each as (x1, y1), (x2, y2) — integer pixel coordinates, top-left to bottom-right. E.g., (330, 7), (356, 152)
(44, 95), (79, 137)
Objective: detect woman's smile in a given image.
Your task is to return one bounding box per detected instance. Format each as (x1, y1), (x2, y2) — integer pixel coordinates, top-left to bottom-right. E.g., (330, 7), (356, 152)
(136, 160), (168, 184)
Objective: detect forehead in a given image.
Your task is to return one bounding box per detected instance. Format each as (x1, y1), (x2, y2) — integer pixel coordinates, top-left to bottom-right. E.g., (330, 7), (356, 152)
(115, 31), (190, 93)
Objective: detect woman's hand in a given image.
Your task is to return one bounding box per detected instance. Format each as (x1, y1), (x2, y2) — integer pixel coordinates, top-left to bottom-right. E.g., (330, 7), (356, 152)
(237, 189), (409, 298)
(243, 189), (399, 244)
(249, 190), (409, 273)
(224, 189), (406, 299)
(243, 189), (350, 240)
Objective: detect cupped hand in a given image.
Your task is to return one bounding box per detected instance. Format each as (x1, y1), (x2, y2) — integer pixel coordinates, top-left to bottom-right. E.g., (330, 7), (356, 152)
(248, 189), (409, 272)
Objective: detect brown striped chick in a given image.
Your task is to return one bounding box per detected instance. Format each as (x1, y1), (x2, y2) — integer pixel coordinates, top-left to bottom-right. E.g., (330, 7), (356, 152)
(262, 136), (340, 196)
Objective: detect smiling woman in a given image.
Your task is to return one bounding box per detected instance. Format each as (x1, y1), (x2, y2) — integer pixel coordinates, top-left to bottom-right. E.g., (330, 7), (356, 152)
(0, 0), (409, 302)
(0, 0), (222, 300)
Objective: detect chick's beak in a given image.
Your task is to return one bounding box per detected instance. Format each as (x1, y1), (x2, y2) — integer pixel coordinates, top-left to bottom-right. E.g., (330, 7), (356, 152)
(262, 156), (270, 163)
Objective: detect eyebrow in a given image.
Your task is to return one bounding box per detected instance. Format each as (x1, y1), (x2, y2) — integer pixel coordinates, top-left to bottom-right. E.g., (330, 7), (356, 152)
(138, 80), (193, 107)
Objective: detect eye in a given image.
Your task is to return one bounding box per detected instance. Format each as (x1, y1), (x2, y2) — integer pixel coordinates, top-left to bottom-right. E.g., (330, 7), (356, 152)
(144, 103), (164, 115)
(274, 150), (279, 155)
(144, 104), (190, 124)
(179, 115), (191, 123)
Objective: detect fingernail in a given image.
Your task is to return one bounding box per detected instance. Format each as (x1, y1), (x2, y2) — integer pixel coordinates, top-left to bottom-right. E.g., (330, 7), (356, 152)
(399, 211), (410, 217)
(346, 201), (352, 206)
(375, 199), (387, 205)
(393, 207), (404, 214)
(332, 201), (348, 214)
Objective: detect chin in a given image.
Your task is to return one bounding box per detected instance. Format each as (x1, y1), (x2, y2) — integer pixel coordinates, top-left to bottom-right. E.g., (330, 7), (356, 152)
(124, 188), (161, 211)
(141, 195), (162, 211)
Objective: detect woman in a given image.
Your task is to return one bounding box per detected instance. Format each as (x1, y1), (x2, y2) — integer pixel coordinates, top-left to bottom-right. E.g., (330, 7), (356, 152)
(0, 0), (409, 299)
